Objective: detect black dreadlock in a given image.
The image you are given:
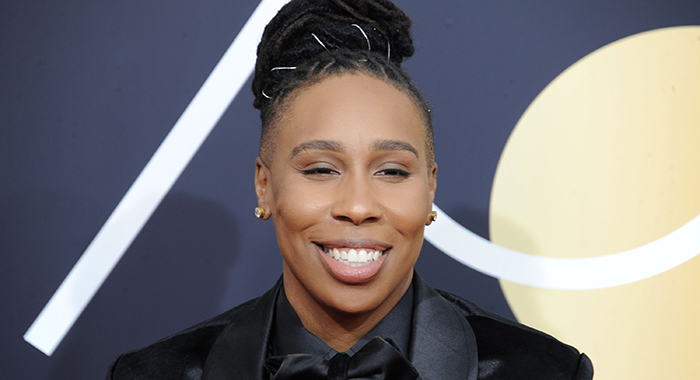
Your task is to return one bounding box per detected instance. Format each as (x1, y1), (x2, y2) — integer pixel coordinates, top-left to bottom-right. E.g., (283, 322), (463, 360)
(252, 0), (433, 165)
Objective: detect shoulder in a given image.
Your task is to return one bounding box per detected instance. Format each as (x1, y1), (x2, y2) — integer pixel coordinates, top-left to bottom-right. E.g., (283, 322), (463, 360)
(106, 298), (257, 380)
(437, 290), (594, 380)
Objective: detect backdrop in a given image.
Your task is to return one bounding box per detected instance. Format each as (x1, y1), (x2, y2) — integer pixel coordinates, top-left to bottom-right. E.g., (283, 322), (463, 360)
(2, 1), (699, 379)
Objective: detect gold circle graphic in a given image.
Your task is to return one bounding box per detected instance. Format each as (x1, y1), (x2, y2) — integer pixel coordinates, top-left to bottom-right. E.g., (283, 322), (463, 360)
(490, 27), (700, 379)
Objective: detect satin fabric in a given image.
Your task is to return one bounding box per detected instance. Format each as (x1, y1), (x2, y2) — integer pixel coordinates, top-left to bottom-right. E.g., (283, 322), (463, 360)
(107, 272), (592, 380)
(264, 337), (419, 380)
(198, 273), (477, 380)
(271, 284), (413, 359)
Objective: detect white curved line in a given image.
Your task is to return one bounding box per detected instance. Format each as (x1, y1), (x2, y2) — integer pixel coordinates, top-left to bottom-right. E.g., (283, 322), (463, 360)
(424, 204), (700, 290)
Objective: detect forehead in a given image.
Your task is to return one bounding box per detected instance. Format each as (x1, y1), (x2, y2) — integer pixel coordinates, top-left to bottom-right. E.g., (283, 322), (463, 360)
(276, 73), (427, 156)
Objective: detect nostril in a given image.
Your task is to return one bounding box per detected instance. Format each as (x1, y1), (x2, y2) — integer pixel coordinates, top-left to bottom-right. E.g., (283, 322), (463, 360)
(333, 215), (353, 223)
(333, 214), (379, 225)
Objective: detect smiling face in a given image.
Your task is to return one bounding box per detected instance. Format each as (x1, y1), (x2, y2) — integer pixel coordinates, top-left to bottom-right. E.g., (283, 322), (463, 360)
(255, 73), (436, 320)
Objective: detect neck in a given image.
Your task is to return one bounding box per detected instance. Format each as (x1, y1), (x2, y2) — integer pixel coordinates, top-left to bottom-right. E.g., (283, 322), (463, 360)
(282, 269), (412, 352)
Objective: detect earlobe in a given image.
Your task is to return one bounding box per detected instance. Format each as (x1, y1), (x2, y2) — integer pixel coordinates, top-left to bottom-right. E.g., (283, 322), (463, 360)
(426, 210), (438, 226)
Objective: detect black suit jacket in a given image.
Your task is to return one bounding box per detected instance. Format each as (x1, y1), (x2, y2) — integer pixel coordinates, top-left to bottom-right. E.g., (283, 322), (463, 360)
(107, 273), (593, 379)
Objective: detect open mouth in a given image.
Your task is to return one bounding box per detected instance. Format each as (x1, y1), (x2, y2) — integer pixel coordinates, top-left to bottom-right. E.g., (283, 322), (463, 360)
(315, 243), (386, 267)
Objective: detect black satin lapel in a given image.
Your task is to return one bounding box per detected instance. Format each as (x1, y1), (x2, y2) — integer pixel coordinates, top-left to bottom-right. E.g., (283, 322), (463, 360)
(409, 273), (478, 380)
(202, 278), (282, 380)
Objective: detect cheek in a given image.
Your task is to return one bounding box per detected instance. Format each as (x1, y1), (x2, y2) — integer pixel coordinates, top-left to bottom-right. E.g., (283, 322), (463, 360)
(271, 181), (328, 238)
(381, 184), (432, 237)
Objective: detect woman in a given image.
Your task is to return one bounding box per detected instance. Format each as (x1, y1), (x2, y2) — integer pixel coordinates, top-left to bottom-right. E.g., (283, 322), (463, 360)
(108, 0), (593, 379)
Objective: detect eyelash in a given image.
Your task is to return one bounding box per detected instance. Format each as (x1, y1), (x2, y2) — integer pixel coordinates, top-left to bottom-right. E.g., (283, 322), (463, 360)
(301, 167), (411, 178)
(302, 167), (338, 176)
(377, 168), (411, 177)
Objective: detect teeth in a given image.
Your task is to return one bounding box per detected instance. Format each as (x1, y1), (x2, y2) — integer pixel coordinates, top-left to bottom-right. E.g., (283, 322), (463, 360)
(320, 245), (385, 266)
(348, 249), (358, 263)
(358, 249), (367, 262)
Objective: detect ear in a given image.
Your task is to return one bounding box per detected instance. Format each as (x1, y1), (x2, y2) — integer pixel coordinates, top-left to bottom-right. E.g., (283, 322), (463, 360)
(426, 162), (438, 226)
(255, 157), (272, 220)
(428, 162), (437, 204)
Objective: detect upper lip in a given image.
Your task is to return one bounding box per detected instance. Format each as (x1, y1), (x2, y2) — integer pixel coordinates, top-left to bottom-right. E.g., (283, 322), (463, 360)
(313, 238), (391, 252)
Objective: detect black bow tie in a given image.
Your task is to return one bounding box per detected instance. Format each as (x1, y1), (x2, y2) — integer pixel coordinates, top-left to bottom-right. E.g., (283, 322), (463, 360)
(264, 336), (419, 380)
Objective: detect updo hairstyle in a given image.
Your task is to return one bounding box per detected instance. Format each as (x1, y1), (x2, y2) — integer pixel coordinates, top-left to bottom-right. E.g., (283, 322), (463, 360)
(252, 0), (434, 165)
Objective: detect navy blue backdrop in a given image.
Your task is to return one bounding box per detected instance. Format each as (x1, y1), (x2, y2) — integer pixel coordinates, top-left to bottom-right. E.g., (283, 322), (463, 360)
(2, 1), (699, 378)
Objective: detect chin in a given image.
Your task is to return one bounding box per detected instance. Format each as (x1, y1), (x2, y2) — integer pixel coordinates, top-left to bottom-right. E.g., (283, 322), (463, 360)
(320, 272), (413, 316)
(324, 288), (386, 316)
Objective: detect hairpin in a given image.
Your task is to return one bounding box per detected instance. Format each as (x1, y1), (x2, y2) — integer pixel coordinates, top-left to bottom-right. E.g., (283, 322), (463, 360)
(351, 24), (371, 52)
(271, 66), (297, 71)
(311, 33), (328, 50)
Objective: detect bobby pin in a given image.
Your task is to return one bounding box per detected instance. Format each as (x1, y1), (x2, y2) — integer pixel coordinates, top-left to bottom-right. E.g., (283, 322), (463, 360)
(311, 33), (328, 50)
(351, 24), (371, 51)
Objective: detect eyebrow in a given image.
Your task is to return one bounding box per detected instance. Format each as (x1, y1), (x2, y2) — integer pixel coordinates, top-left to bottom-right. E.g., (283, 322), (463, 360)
(290, 139), (419, 158)
(372, 139), (419, 158)
(291, 140), (344, 158)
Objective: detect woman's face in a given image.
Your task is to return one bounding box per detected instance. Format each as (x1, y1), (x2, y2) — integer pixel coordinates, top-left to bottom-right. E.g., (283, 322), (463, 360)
(255, 73), (436, 317)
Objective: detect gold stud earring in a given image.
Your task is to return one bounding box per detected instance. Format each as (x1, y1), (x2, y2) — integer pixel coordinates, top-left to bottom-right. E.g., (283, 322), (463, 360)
(427, 210), (438, 225)
(254, 207), (265, 219)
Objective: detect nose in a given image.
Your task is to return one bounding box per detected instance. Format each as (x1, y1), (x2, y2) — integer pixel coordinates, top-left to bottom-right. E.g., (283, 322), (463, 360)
(331, 172), (381, 225)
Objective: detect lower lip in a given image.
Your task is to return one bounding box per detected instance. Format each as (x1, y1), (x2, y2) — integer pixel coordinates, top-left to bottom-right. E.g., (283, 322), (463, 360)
(316, 245), (387, 284)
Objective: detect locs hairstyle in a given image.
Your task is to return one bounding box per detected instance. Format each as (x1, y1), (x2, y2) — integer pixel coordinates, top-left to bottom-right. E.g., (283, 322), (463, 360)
(252, 0), (434, 165)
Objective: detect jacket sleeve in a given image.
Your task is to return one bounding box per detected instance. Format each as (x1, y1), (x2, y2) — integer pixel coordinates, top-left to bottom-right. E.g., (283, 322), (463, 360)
(105, 354), (121, 380)
(573, 353), (594, 380)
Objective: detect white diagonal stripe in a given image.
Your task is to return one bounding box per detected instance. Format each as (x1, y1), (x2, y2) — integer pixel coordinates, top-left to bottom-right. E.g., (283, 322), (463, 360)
(23, 0), (291, 356)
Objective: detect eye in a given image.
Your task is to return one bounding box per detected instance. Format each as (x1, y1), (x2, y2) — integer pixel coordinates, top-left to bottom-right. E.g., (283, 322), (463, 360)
(376, 168), (411, 178)
(302, 167), (339, 176)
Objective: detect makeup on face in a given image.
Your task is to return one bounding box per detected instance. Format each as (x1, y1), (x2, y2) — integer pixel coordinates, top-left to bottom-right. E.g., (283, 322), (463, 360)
(256, 73), (436, 317)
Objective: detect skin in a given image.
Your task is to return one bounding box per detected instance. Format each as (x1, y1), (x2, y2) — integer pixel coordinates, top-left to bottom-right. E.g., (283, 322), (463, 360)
(255, 73), (437, 352)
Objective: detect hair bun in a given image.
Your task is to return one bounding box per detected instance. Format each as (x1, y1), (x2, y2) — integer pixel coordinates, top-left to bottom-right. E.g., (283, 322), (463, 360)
(253, 0), (415, 106)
